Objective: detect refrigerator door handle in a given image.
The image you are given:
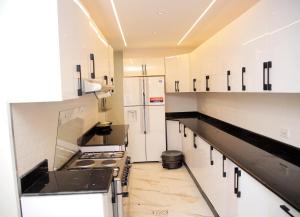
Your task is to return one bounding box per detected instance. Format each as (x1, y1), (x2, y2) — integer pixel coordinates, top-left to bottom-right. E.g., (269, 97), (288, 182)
(140, 107), (146, 134)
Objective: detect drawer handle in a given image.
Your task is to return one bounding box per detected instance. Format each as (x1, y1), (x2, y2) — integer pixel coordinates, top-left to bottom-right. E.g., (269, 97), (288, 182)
(193, 133), (197, 149)
(227, 70), (231, 91)
(193, 78), (197, 91)
(206, 75), (210, 91)
(178, 122), (181, 133)
(267, 61), (272, 91)
(183, 125), (187, 137)
(242, 67), (246, 91)
(234, 167), (241, 198)
(90, 53), (95, 79)
(222, 155), (226, 177)
(76, 65), (83, 96)
(263, 62), (268, 90)
(210, 146), (214, 165)
(280, 205), (294, 217)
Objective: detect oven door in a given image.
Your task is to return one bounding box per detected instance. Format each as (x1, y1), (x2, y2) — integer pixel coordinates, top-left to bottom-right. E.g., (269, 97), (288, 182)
(115, 181), (130, 217)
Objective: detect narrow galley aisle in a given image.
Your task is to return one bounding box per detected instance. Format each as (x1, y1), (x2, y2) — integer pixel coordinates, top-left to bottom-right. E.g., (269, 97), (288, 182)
(126, 163), (213, 217)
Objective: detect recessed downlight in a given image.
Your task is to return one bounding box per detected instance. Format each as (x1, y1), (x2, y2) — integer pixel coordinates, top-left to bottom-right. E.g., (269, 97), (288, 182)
(177, 0), (217, 46)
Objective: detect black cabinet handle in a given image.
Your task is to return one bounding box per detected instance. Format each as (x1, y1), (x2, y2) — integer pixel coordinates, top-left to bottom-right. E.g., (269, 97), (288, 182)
(193, 78), (197, 91)
(206, 75), (210, 91)
(177, 80), (180, 92)
(222, 155), (226, 177)
(183, 125), (187, 137)
(178, 122), (181, 133)
(267, 61), (272, 91)
(280, 205), (294, 217)
(76, 65), (82, 96)
(210, 146), (214, 165)
(227, 70), (231, 91)
(263, 62), (268, 90)
(111, 77), (114, 85)
(104, 75), (108, 85)
(234, 167), (241, 198)
(175, 81), (178, 92)
(193, 133), (197, 149)
(242, 67), (246, 91)
(90, 53), (95, 79)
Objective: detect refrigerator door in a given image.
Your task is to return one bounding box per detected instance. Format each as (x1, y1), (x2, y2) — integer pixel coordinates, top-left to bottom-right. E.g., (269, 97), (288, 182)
(144, 76), (165, 106)
(145, 106), (166, 161)
(123, 106), (147, 162)
(123, 77), (144, 106)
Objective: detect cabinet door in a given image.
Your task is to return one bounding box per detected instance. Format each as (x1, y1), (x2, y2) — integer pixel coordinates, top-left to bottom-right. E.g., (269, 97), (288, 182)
(144, 58), (165, 76)
(108, 45), (114, 85)
(165, 56), (178, 93)
(267, 0), (300, 92)
(166, 120), (182, 151)
(189, 50), (202, 92)
(239, 0), (270, 92)
(224, 159), (238, 217)
(268, 191), (300, 217)
(193, 137), (211, 190)
(182, 127), (194, 168)
(237, 169), (270, 217)
(123, 58), (144, 77)
(176, 54), (190, 92)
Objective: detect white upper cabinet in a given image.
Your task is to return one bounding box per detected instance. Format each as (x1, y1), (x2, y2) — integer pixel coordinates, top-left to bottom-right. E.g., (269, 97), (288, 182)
(266, 0), (300, 92)
(123, 57), (165, 77)
(165, 54), (190, 93)
(189, 49), (202, 92)
(3, 1), (112, 102)
(108, 45), (114, 85)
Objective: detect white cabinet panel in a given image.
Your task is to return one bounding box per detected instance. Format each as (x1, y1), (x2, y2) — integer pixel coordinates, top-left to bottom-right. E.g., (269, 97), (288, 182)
(166, 120), (182, 151)
(165, 54), (190, 93)
(267, 0), (300, 92)
(268, 191), (300, 217)
(123, 58), (165, 77)
(144, 58), (165, 76)
(123, 58), (144, 77)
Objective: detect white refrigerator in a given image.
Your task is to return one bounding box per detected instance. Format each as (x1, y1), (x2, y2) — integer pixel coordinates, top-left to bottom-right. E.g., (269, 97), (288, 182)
(123, 76), (166, 162)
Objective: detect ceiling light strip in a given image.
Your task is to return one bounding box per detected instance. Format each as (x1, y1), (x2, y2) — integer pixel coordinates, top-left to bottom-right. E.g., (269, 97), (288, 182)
(177, 0), (217, 46)
(110, 0), (127, 47)
(73, 0), (108, 46)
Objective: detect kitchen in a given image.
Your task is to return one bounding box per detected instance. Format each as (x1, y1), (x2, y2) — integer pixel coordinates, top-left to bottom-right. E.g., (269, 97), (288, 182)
(0, 0), (300, 217)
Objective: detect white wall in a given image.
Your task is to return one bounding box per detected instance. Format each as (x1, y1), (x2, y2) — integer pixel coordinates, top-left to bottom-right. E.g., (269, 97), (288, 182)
(11, 94), (105, 177)
(197, 93), (300, 148)
(106, 51), (124, 124)
(166, 93), (198, 112)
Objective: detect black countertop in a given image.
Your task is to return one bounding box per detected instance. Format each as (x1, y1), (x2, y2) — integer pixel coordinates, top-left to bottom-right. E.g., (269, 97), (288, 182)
(21, 160), (113, 196)
(166, 112), (300, 211)
(78, 124), (129, 147)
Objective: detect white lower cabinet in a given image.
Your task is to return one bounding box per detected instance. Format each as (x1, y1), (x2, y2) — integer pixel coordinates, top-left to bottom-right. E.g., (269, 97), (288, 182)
(166, 120), (182, 151)
(268, 191), (300, 217)
(184, 134), (300, 217)
(181, 126), (194, 169)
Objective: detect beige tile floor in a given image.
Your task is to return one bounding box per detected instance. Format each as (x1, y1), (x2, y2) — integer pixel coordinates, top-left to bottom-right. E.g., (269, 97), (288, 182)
(125, 163), (214, 217)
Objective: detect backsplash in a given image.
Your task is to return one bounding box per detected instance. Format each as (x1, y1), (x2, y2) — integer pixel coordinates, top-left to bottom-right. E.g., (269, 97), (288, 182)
(197, 93), (300, 149)
(11, 94), (105, 176)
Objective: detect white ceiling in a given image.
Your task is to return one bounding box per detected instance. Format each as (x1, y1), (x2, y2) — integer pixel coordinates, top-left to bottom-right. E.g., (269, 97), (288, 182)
(81, 0), (258, 56)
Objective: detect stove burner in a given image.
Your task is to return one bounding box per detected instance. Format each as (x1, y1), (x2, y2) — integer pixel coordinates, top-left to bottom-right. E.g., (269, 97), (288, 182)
(102, 160), (117, 166)
(75, 160), (95, 167)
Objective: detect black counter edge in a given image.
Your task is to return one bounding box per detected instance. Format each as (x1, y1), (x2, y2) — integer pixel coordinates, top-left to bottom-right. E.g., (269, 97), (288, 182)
(20, 159), (49, 193)
(166, 112), (300, 167)
(184, 162), (219, 217)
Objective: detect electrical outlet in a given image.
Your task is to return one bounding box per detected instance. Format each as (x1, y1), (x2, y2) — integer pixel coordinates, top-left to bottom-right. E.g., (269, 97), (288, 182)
(280, 128), (290, 139)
